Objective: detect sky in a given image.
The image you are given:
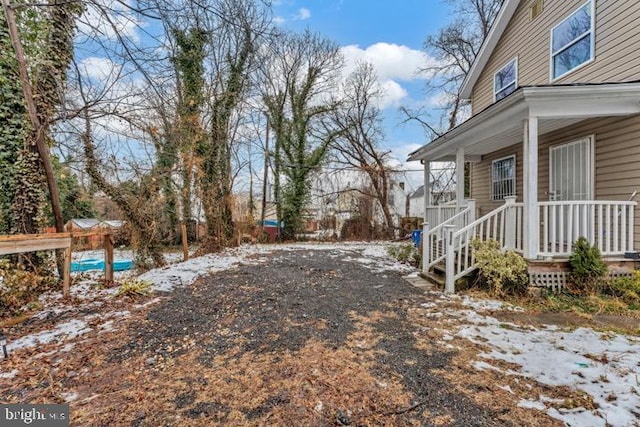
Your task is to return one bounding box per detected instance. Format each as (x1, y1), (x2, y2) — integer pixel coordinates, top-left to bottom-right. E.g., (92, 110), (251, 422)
(272, 0), (454, 191)
(68, 0), (457, 194)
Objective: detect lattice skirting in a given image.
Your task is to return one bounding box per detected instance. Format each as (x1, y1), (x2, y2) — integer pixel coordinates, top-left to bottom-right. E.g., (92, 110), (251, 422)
(528, 270), (634, 292)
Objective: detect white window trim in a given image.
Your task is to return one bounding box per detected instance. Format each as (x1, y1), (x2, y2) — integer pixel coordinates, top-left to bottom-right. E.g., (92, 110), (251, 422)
(491, 154), (516, 201)
(549, 0), (595, 82)
(548, 135), (595, 201)
(493, 57), (518, 102)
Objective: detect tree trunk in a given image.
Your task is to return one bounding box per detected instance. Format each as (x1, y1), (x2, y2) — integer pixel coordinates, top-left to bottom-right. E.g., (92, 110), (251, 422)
(81, 114), (165, 268)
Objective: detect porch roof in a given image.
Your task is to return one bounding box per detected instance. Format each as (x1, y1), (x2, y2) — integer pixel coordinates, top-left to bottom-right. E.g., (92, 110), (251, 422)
(408, 82), (640, 163)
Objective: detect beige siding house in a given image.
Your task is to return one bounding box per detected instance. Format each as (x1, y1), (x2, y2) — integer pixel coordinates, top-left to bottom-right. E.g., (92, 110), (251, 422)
(409, 0), (640, 292)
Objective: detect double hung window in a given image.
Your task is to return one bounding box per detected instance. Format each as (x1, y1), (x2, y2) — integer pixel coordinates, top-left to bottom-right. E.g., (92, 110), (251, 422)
(551, 1), (594, 80)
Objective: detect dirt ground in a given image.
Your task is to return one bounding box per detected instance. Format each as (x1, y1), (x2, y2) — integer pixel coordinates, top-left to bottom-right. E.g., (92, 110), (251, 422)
(1, 248), (583, 426)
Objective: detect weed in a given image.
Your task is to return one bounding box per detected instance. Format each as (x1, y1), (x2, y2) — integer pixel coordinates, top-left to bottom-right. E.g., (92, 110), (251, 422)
(0, 260), (57, 318)
(387, 244), (421, 267)
(116, 279), (152, 298)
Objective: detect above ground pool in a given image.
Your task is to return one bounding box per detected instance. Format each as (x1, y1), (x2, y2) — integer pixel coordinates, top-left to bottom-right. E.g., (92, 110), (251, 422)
(70, 258), (134, 272)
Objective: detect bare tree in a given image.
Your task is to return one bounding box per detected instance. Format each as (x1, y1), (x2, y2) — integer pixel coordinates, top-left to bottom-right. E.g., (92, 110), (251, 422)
(401, 0), (503, 202)
(328, 62), (396, 238)
(197, 0), (271, 251)
(403, 0), (504, 135)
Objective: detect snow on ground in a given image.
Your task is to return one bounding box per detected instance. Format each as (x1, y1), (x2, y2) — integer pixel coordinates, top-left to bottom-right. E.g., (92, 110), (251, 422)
(5, 241), (640, 426)
(8, 242), (414, 357)
(7, 319), (92, 352)
(438, 295), (640, 427)
(140, 241), (415, 292)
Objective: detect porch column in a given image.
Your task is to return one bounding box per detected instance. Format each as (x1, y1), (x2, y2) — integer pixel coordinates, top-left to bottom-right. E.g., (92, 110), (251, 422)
(456, 147), (465, 207)
(423, 160), (431, 219)
(523, 117), (539, 260)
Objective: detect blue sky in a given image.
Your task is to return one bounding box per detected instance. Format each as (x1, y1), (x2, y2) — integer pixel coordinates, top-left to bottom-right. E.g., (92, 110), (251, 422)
(273, 0), (453, 188)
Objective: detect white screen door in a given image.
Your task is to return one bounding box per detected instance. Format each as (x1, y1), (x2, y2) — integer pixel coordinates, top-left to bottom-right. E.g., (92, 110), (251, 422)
(550, 137), (593, 201)
(549, 136), (594, 249)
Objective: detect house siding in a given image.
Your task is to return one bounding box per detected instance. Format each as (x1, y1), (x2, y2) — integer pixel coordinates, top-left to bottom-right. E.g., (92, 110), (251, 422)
(470, 115), (640, 248)
(471, 0), (640, 114)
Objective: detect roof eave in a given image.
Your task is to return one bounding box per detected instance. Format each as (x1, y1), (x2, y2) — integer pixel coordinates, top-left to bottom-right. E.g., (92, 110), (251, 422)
(459, 0), (521, 100)
(407, 89), (526, 162)
(408, 82), (640, 162)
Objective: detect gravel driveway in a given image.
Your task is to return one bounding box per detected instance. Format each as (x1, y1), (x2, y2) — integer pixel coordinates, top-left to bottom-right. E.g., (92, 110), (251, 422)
(2, 246), (564, 426)
(104, 248), (517, 426)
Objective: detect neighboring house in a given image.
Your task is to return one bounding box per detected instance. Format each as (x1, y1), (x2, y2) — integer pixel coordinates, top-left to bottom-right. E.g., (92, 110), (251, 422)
(408, 185), (457, 219)
(408, 186), (426, 218)
(409, 0), (640, 291)
(65, 218), (126, 249)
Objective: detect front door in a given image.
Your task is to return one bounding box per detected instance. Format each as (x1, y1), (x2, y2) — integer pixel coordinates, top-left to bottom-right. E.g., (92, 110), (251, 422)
(549, 136), (594, 249)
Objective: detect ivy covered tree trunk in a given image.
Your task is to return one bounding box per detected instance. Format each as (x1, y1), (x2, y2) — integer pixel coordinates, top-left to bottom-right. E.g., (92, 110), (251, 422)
(261, 31), (343, 240)
(172, 27), (207, 245)
(197, 24), (253, 251)
(81, 113), (166, 268)
(0, 13), (30, 234)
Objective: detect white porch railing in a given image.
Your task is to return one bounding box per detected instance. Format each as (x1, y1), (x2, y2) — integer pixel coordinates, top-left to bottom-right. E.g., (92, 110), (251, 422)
(425, 202), (471, 230)
(444, 197), (523, 293)
(427, 198), (636, 293)
(539, 201), (636, 257)
(422, 202), (475, 274)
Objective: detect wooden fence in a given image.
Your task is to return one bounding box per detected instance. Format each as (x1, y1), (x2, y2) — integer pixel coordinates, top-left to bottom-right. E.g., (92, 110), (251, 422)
(0, 231), (113, 299)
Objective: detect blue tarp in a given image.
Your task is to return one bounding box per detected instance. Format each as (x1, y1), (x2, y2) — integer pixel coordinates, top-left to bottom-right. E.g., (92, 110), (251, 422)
(71, 258), (134, 272)
(411, 230), (422, 247)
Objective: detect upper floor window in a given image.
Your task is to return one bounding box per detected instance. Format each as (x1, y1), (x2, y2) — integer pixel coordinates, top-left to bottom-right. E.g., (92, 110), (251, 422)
(551, 1), (594, 80)
(494, 58), (518, 101)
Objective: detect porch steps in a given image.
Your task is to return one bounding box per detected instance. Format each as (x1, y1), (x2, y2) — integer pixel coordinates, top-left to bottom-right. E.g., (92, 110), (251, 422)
(421, 256), (475, 288)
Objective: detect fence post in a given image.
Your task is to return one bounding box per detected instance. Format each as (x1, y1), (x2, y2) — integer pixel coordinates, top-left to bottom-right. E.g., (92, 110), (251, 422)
(422, 222), (429, 275)
(466, 199), (476, 224)
(63, 243), (71, 299)
(444, 225), (455, 294)
(437, 206), (442, 228)
(504, 196), (516, 250)
(104, 233), (114, 285)
(181, 222), (189, 261)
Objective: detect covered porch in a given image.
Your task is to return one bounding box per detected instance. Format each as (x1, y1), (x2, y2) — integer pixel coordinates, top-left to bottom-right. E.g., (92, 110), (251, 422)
(409, 83), (640, 292)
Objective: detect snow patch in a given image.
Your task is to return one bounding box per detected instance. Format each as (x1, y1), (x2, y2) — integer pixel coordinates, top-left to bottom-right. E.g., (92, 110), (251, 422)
(517, 399), (546, 410)
(8, 319), (92, 351)
(456, 310), (640, 426)
(0, 369), (19, 379)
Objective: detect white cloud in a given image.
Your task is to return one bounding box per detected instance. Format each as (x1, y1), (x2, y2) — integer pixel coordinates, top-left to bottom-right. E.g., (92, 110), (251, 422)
(296, 7), (311, 20)
(425, 91), (455, 109)
(275, 6), (311, 24)
(341, 43), (439, 82)
(78, 56), (120, 81)
(377, 80), (408, 109)
(339, 43), (442, 110)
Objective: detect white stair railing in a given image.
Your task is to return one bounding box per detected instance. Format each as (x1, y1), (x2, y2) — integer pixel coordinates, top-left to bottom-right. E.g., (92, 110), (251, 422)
(425, 201), (472, 230)
(445, 197), (523, 293)
(539, 200), (636, 256)
(422, 201), (475, 275)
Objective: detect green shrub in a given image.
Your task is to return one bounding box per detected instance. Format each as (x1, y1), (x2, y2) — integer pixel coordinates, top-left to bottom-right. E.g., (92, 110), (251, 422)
(115, 279), (152, 298)
(569, 237), (607, 294)
(387, 244), (421, 267)
(0, 259), (57, 318)
(472, 238), (528, 296)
